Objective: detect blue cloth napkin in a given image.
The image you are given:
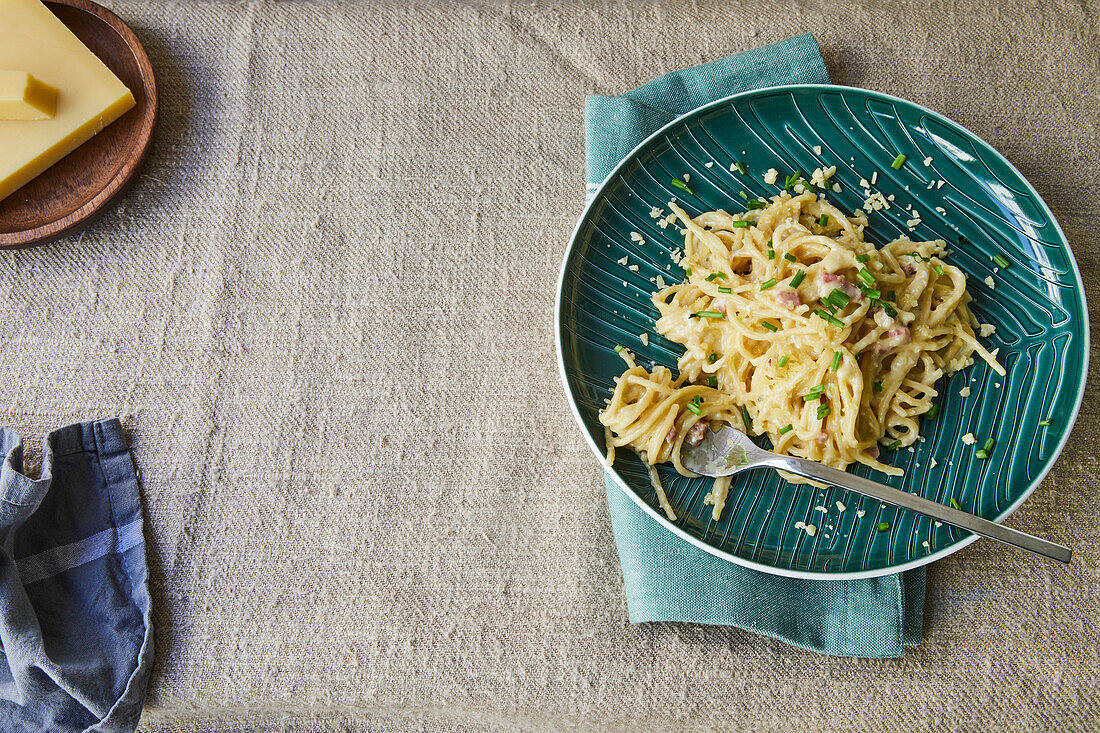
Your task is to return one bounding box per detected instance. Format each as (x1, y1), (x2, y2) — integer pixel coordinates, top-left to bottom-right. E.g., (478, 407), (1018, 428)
(586, 34), (925, 658)
(0, 419), (153, 732)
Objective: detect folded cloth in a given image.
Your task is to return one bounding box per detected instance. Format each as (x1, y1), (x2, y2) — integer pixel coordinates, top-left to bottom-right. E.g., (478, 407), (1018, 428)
(585, 34), (925, 658)
(0, 419), (153, 732)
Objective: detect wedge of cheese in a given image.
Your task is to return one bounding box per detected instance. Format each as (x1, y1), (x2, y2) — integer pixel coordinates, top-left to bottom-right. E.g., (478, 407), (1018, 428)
(0, 71), (58, 120)
(0, 0), (136, 202)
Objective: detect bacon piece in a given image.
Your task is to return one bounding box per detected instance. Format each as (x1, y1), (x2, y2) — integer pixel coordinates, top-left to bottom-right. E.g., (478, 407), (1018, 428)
(666, 426), (678, 444)
(684, 420), (709, 446)
(775, 289), (802, 309)
(821, 272), (862, 302)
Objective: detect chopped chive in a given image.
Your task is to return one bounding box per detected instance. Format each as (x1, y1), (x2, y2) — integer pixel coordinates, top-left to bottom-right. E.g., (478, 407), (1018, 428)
(877, 522), (890, 532)
(767, 249), (776, 260)
(815, 310), (845, 328)
(778, 355), (790, 368)
(734, 161), (747, 175)
(882, 302), (898, 318)
(767, 238), (773, 247)
(818, 214), (829, 226)
(887, 440), (901, 450)
(684, 267), (692, 277)
(739, 190), (749, 200)
(731, 220), (750, 228)
(614, 344), (624, 353)
(856, 254), (871, 263)
(933, 264), (945, 276)
(779, 424), (794, 435)
(857, 268), (876, 286)
(982, 438), (995, 451)
(789, 270), (806, 288)
(718, 286), (732, 294)
(784, 253), (797, 263)
(747, 199), (766, 210)
(762, 321), (778, 332)
(807, 384), (826, 396)
(891, 154), (907, 169)
(925, 404), (940, 419)
(862, 288), (882, 300)
(671, 178), (694, 194)
(831, 351), (843, 371)
(741, 406), (753, 434)
(885, 290), (896, 302)
(705, 272), (726, 282)
(993, 254), (1011, 269)
(708, 353), (718, 363)
(975, 449), (989, 459)
(950, 498), (961, 510)
(827, 288), (851, 309)
(706, 376), (718, 388)
(817, 403), (831, 419)
(823, 300), (838, 314)
(759, 278), (778, 291)
(873, 380), (883, 392)
(685, 400), (702, 415)
(1038, 419), (1052, 427)
(693, 310), (726, 319)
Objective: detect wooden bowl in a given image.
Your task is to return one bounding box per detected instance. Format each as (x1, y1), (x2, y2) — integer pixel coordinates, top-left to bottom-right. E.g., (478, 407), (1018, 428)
(0, 0), (157, 249)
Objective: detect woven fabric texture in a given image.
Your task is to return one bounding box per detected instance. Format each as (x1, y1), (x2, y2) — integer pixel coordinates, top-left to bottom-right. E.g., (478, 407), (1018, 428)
(0, 1), (1097, 730)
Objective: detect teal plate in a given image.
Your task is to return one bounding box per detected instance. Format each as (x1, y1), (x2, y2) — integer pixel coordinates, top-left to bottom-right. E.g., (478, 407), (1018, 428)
(556, 85), (1088, 578)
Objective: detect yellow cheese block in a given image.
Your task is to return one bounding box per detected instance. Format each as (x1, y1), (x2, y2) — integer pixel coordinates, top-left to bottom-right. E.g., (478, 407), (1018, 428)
(0, 0), (135, 202)
(0, 71), (58, 120)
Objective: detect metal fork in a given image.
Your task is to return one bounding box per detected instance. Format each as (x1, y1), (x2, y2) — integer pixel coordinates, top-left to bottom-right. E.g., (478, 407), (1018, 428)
(680, 425), (1071, 563)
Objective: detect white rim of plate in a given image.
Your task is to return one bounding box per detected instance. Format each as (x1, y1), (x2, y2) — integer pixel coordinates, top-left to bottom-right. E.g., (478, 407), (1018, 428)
(555, 83), (1089, 580)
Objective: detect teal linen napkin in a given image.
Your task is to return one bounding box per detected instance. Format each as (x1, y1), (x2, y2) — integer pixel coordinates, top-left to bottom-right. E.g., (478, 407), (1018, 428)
(586, 34), (925, 658)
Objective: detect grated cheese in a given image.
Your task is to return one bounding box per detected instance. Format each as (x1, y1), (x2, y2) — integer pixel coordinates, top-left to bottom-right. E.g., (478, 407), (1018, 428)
(984, 276), (995, 289)
(962, 433), (976, 445)
(794, 521), (818, 537)
(810, 165), (836, 188)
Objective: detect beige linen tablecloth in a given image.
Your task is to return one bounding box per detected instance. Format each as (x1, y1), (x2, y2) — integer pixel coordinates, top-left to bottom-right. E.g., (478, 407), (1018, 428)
(1, 1), (1098, 730)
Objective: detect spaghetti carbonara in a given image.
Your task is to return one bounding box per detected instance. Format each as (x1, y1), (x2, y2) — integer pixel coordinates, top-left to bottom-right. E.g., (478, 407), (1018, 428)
(600, 190), (1004, 521)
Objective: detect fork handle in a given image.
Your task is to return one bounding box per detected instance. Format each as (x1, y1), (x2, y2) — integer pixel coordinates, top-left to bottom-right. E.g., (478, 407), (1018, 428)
(764, 455), (1071, 563)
